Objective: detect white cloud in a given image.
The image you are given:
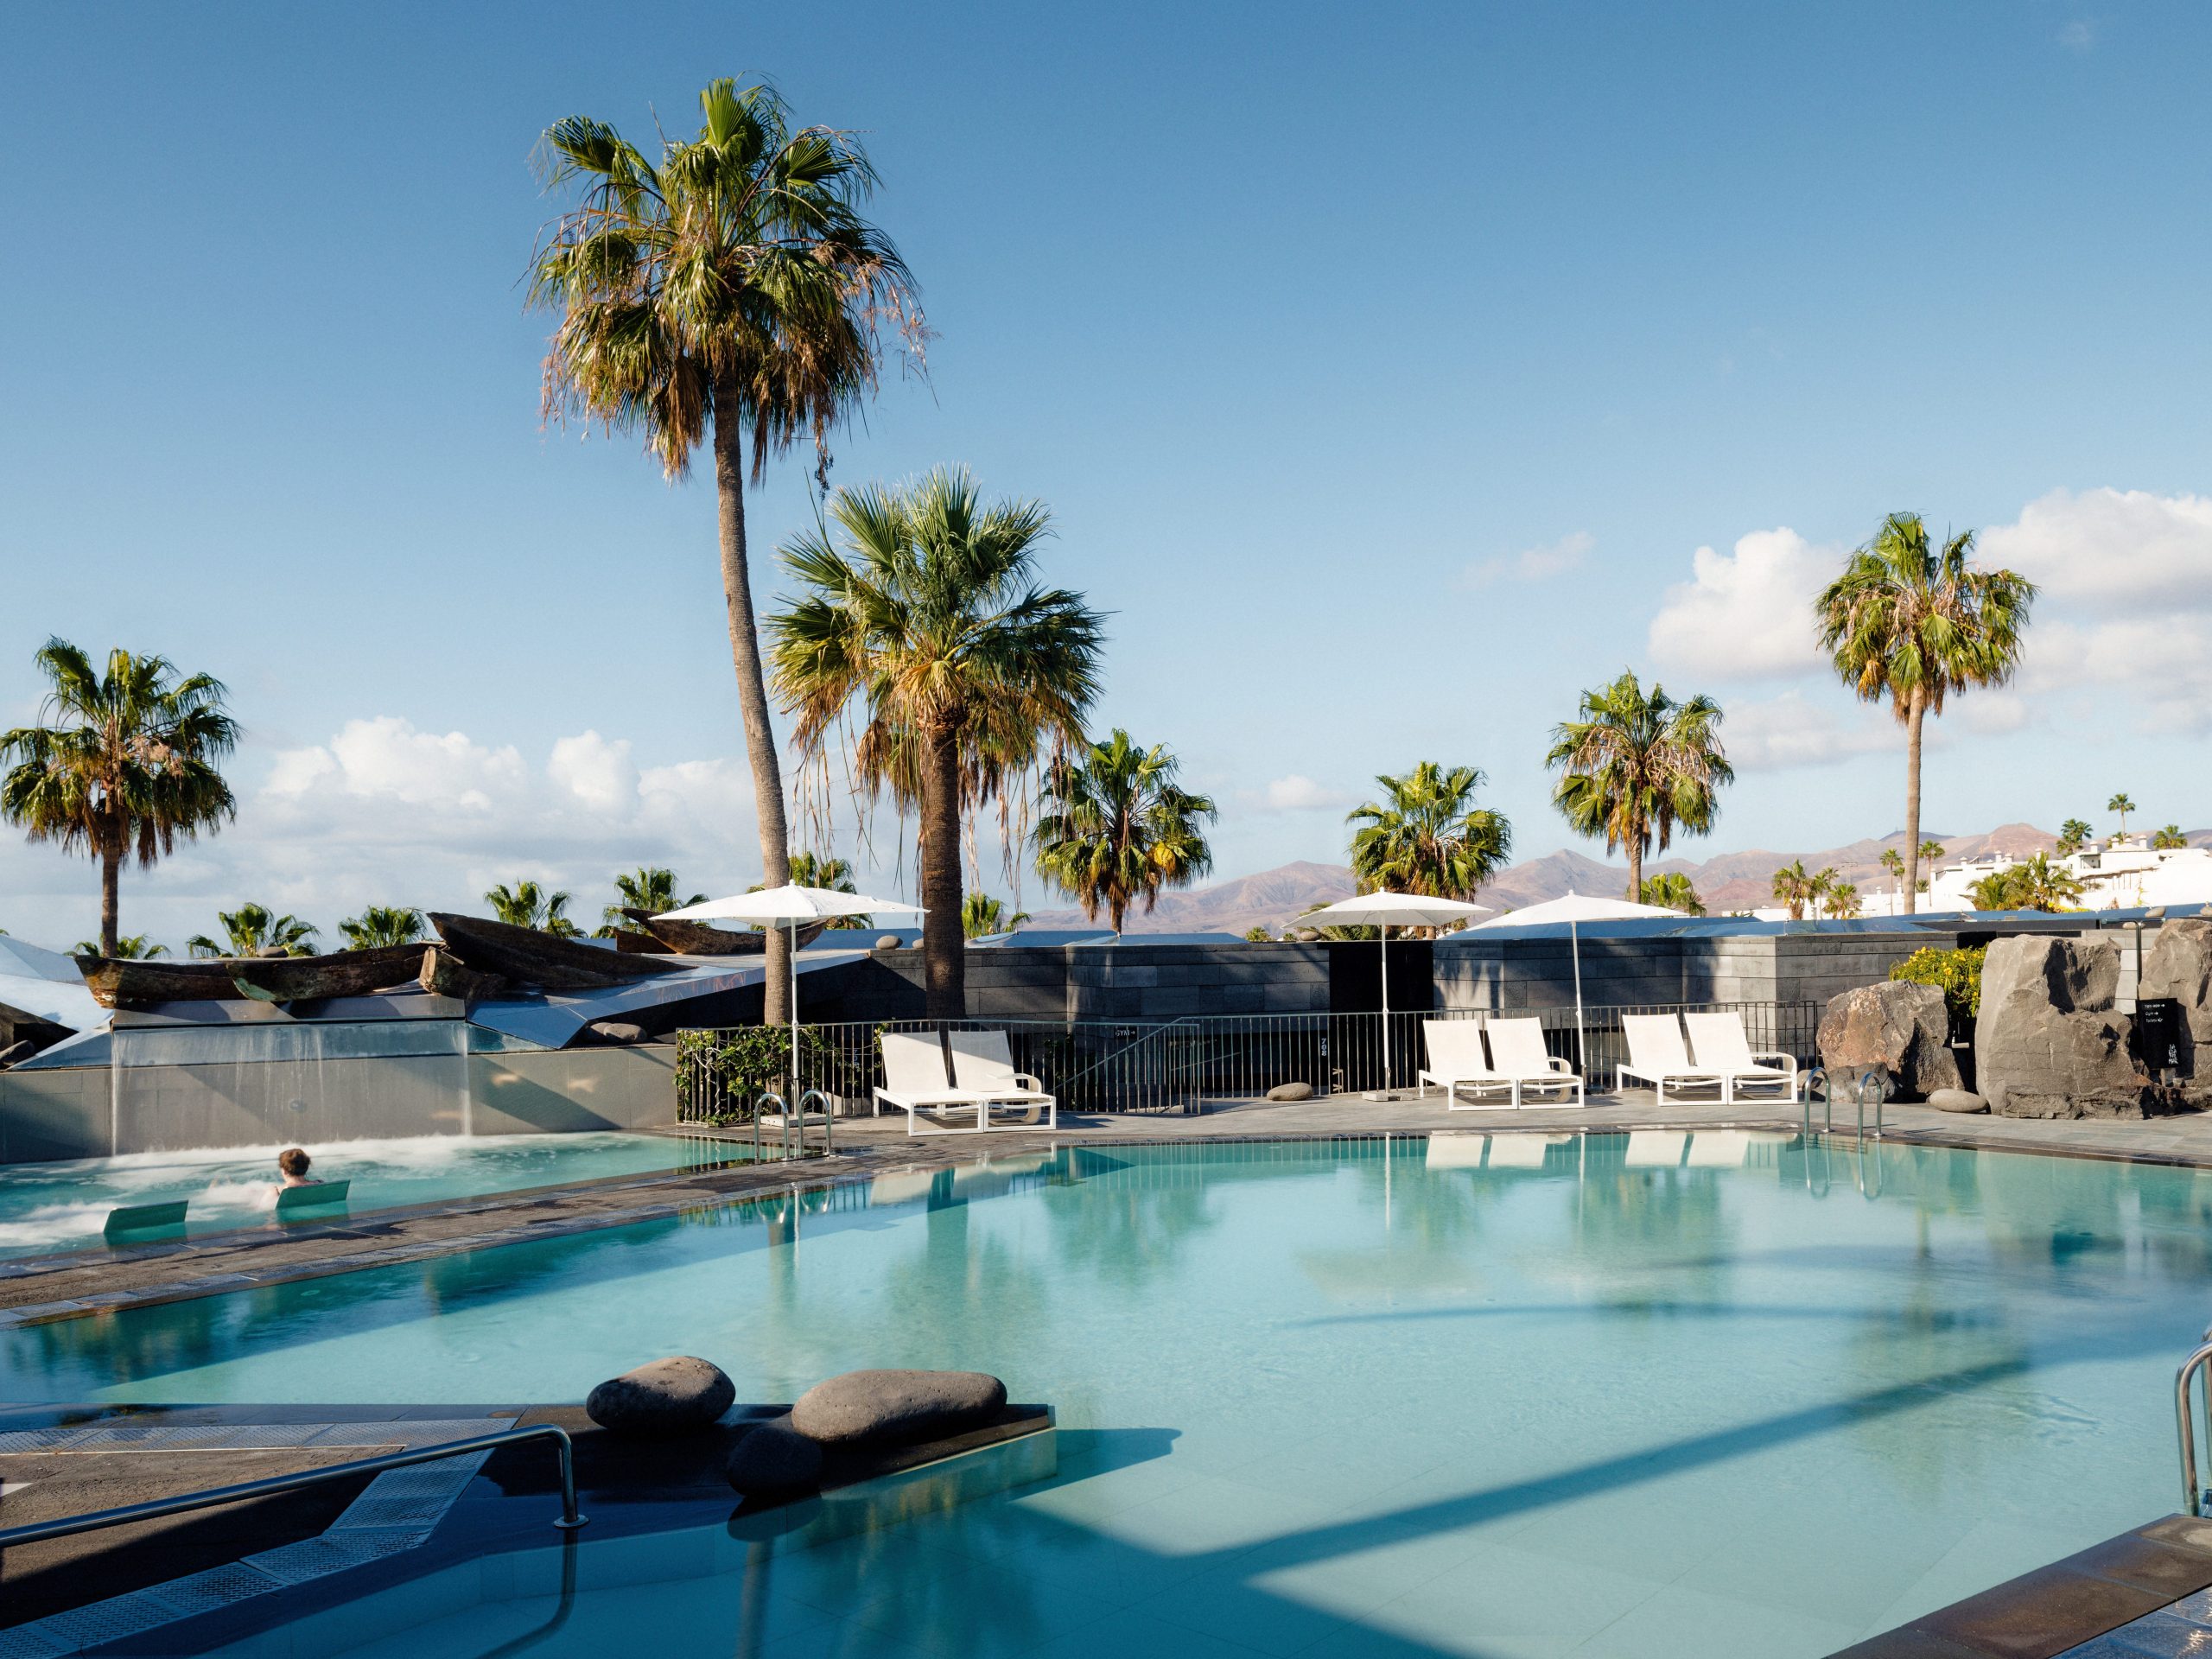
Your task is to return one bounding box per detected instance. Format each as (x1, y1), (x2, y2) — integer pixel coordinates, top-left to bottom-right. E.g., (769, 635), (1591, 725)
(1648, 528), (1830, 681)
(1979, 486), (2212, 613)
(1258, 775), (1355, 812)
(1465, 531), (1594, 588)
(1724, 691), (1897, 772)
(2057, 18), (2095, 52)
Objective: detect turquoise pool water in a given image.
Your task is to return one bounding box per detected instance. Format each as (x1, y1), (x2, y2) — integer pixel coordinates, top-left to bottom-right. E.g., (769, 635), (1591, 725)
(0, 1130), (748, 1256)
(9, 1130), (2209, 1656)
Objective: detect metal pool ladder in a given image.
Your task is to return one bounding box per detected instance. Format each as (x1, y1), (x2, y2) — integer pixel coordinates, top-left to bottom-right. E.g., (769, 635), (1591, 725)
(1801, 1066), (1890, 1141)
(2176, 1337), (2212, 1516)
(0, 1423), (586, 1551)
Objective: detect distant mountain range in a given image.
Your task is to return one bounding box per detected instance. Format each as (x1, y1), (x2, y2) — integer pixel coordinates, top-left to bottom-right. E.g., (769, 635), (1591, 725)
(1025, 823), (2208, 935)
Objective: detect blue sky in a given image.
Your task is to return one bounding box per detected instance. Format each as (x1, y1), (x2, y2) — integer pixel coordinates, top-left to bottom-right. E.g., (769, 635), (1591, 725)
(3, 1), (2209, 946)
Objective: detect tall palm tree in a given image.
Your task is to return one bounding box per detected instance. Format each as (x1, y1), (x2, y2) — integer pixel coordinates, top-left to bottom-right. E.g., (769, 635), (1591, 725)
(962, 893), (1031, 939)
(339, 906), (426, 950)
(1815, 514), (2035, 913)
(1547, 671), (1732, 901)
(2057, 818), (2093, 855)
(1, 639), (238, 957)
(598, 867), (707, 936)
(533, 78), (922, 1021)
(486, 880), (582, 938)
(2152, 824), (2189, 850)
(1770, 861), (1817, 922)
(1035, 730), (1217, 936)
(770, 468), (1103, 1016)
(1640, 873), (1706, 915)
(2109, 792), (2137, 838)
(188, 904), (317, 959)
(73, 933), (165, 960)
(1344, 763), (1511, 904)
(1878, 847), (1906, 890)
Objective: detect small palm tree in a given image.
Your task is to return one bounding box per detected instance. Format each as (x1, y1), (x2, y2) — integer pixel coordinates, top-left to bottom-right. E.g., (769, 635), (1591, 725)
(486, 880), (582, 938)
(1640, 873), (1705, 915)
(772, 853), (870, 929)
(1242, 925), (1274, 943)
(1826, 880), (1864, 920)
(73, 933), (166, 959)
(1, 639), (239, 957)
(1770, 861), (1817, 922)
(597, 867), (708, 936)
(963, 893), (1031, 939)
(1035, 730), (1217, 936)
(1809, 866), (1840, 918)
(1548, 671), (1732, 901)
(188, 903), (318, 959)
(1344, 763), (1512, 903)
(339, 906), (426, 950)
(2056, 818), (2093, 855)
(2109, 793), (2137, 838)
(1969, 854), (2084, 912)
(1816, 515), (2035, 913)
(2152, 824), (2189, 851)
(533, 79), (921, 1022)
(770, 468), (1103, 1015)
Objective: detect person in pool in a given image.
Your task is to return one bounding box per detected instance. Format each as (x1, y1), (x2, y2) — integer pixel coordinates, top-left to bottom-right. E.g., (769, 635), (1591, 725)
(275, 1147), (321, 1191)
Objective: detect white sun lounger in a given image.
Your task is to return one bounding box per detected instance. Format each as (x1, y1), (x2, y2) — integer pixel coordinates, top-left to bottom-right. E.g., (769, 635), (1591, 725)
(948, 1029), (1058, 1131)
(872, 1031), (1004, 1136)
(1484, 1017), (1586, 1108)
(1418, 1020), (1514, 1110)
(1617, 1014), (1732, 1104)
(1683, 1012), (1800, 1104)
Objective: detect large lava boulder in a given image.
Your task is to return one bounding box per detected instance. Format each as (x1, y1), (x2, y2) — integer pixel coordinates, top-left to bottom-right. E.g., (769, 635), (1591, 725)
(1975, 935), (2176, 1118)
(585, 1356), (735, 1437)
(2139, 918), (2212, 1099)
(1816, 982), (1961, 1100)
(790, 1370), (1007, 1448)
(725, 1416), (824, 1497)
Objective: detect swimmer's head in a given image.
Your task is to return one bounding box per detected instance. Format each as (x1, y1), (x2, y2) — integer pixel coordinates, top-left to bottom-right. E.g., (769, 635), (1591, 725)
(277, 1147), (311, 1179)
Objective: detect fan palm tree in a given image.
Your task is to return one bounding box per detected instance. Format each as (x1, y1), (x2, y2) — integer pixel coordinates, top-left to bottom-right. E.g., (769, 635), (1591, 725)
(1035, 730), (1217, 937)
(1878, 848), (1906, 891)
(73, 934), (165, 960)
(2109, 792), (2137, 838)
(532, 78), (922, 1021)
(1, 639), (238, 957)
(1547, 671), (1732, 901)
(764, 853), (869, 928)
(770, 468), (1103, 1015)
(2152, 824), (2189, 850)
(597, 867), (707, 936)
(188, 903), (318, 959)
(962, 893), (1031, 939)
(1809, 866), (1841, 918)
(1640, 873), (1705, 915)
(1344, 763), (1511, 905)
(1815, 514), (2036, 913)
(339, 906), (426, 950)
(1969, 853), (2084, 912)
(2057, 818), (2093, 855)
(486, 880), (582, 938)
(1770, 861), (1818, 922)
(1826, 880), (1864, 920)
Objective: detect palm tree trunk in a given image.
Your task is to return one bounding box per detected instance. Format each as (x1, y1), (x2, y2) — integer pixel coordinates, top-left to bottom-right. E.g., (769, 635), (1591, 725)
(711, 378), (791, 1024)
(99, 850), (120, 957)
(920, 721), (965, 1018)
(1903, 691), (1926, 917)
(1625, 836), (1643, 905)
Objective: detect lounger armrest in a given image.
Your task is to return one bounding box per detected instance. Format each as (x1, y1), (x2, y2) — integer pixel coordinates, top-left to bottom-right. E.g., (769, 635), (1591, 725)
(1542, 1058), (1574, 1076)
(1014, 1071), (1046, 1092)
(1750, 1052), (1796, 1071)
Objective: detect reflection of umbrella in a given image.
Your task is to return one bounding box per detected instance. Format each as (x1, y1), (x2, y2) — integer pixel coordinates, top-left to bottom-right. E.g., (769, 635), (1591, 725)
(660, 885), (921, 1107)
(1294, 893), (1491, 1088)
(1472, 892), (1680, 1071)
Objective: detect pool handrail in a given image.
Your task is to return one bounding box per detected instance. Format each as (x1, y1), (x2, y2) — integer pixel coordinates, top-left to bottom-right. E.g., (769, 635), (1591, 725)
(0, 1422), (585, 1551)
(2177, 1338), (2212, 1517)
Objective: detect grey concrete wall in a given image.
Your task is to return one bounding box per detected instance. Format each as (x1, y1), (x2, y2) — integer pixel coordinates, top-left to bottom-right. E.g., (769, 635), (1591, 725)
(1435, 929), (1942, 1013)
(469, 1045), (676, 1133)
(0, 1066), (108, 1163)
(1067, 944), (1330, 1021)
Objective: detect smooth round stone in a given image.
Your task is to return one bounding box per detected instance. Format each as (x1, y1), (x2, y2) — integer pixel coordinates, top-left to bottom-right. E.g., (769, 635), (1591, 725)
(1266, 1082), (1315, 1102)
(726, 1419), (824, 1496)
(585, 1356), (735, 1437)
(790, 1370), (1007, 1448)
(1925, 1088), (1991, 1114)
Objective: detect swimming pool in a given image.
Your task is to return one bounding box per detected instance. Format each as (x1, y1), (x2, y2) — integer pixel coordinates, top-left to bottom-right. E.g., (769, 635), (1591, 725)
(8, 1130), (2206, 1656)
(0, 1130), (750, 1256)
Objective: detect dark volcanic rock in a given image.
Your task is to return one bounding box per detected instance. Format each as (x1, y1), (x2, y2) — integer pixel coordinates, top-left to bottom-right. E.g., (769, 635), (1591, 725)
(1975, 936), (2178, 1118)
(585, 1356), (735, 1437)
(2140, 918), (2212, 1080)
(790, 1370), (1007, 1448)
(1816, 982), (1961, 1100)
(726, 1417), (823, 1496)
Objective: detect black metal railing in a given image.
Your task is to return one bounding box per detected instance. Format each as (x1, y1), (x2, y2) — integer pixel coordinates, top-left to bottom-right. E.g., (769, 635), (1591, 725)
(673, 1001), (1822, 1121)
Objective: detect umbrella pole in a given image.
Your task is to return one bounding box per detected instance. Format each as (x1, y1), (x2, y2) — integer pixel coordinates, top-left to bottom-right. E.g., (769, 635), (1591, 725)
(788, 919), (800, 1109)
(1380, 926), (1391, 1091)
(1571, 918), (1586, 1084)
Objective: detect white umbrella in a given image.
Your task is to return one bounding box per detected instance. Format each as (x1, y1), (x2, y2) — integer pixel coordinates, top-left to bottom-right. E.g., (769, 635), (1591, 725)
(1294, 893), (1491, 1090)
(1471, 891), (1682, 1072)
(659, 884), (922, 1109)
